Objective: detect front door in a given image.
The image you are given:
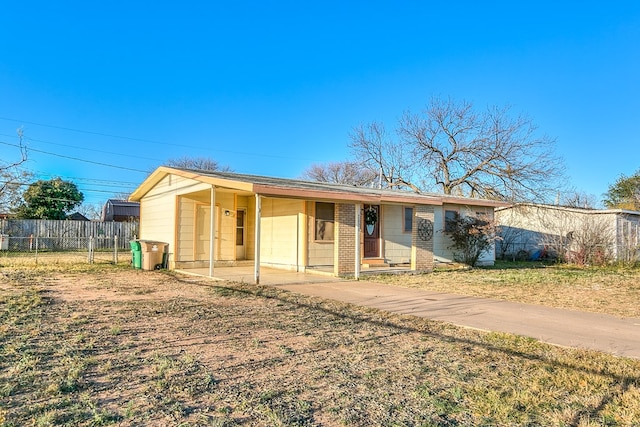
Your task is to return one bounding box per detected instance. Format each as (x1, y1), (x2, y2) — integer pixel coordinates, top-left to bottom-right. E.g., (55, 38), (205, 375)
(363, 205), (380, 258)
(195, 204), (221, 261)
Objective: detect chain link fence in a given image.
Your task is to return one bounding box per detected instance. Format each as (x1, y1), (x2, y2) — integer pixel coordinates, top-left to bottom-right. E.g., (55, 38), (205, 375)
(0, 235), (132, 266)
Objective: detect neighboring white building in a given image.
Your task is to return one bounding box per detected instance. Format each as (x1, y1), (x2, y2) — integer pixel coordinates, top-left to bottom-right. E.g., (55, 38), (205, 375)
(495, 203), (640, 263)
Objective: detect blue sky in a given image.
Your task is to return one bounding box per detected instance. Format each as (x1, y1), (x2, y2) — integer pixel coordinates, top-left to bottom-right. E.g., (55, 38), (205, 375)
(1, 1), (639, 208)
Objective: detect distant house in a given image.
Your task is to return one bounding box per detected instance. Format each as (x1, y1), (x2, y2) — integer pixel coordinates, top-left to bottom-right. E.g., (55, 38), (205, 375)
(495, 203), (640, 263)
(101, 199), (140, 222)
(67, 212), (90, 221)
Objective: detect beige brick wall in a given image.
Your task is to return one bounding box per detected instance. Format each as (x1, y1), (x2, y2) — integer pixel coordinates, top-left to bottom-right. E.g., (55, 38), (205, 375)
(411, 205), (435, 271)
(334, 203), (356, 276)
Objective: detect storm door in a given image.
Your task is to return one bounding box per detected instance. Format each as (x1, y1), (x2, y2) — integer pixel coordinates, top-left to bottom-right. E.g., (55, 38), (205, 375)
(363, 204), (380, 258)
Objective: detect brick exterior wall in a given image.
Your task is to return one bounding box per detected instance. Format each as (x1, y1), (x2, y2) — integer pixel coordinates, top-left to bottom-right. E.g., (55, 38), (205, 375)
(334, 203), (356, 276)
(411, 205), (435, 271)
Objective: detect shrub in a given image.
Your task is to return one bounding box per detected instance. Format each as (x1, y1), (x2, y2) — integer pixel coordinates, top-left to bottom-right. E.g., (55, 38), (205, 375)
(445, 213), (500, 267)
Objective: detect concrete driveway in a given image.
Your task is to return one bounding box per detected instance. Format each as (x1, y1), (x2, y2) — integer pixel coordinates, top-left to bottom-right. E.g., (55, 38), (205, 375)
(275, 280), (640, 360)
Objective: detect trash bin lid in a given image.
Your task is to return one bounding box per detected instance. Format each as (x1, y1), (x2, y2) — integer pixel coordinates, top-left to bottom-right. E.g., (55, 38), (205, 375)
(138, 240), (169, 251)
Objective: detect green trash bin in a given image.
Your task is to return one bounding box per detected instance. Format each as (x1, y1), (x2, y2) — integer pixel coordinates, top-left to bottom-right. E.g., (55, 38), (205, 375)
(130, 240), (142, 269)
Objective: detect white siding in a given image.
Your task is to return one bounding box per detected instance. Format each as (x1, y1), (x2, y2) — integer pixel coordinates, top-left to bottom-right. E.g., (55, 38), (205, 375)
(260, 198), (304, 269)
(382, 205), (412, 264)
(176, 197), (195, 262)
(496, 205), (618, 261)
(140, 175), (213, 266)
(307, 201), (334, 266)
(216, 193), (236, 261)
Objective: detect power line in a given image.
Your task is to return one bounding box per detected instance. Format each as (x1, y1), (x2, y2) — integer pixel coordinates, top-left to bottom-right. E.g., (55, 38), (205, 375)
(0, 116), (176, 146)
(0, 116), (323, 161)
(0, 132), (164, 163)
(0, 140), (150, 174)
(32, 173), (139, 187)
(0, 180), (135, 194)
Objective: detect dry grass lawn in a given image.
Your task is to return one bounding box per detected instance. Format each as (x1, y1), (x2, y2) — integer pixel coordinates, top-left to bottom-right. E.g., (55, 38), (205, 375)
(372, 262), (640, 318)
(1, 263), (640, 426)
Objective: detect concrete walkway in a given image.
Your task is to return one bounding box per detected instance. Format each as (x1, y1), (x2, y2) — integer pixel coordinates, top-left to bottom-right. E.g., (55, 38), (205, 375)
(275, 280), (640, 360)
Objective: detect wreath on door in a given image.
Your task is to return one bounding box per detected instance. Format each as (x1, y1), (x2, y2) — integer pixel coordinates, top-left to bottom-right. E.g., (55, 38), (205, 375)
(365, 207), (378, 225)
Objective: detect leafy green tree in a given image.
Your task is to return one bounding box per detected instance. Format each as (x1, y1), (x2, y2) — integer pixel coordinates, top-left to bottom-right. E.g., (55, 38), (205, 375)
(603, 170), (640, 210)
(15, 178), (84, 219)
(445, 212), (500, 267)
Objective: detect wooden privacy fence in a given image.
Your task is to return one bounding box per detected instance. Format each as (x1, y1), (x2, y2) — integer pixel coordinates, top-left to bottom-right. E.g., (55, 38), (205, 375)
(0, 219), (139, 249)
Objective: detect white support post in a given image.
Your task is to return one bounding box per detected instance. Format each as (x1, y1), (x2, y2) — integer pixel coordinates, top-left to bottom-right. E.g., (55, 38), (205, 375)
(209, 186), (216, 278)
(354, 203), (361, 280)
(114, 235), (119, 264)
(254, 194), (261, 284)
(88, 236), (94, 264)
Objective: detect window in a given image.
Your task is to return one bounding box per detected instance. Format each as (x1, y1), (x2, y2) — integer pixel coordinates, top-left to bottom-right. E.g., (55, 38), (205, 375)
(444, 209), (458, 232)
(315, 202), (335, 241)
(236, 210), (245, 246)
(403, 207), (413, 233)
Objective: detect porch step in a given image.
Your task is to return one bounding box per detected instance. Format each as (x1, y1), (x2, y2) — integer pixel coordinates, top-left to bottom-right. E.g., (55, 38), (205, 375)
(362, 258), (389, 268)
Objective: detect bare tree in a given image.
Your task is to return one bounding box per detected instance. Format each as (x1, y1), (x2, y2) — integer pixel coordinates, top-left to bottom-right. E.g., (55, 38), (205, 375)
(0, 128), (31, 211)
(349, 122), (422, 192)
(165, 156), (231, 172)
(300, 161), (377, 186)
(350, 97), (563, 201)
(536, 208), (615, 265)
(77, 202), (104, 221)
(559, 190), (599, 209)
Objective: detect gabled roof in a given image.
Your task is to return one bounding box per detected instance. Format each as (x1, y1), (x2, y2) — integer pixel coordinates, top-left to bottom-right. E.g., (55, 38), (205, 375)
(107, 199), (140, 208)
(129, 166), (508, 208)
(67, 212), (89, 221)
(102, 199), (140, 221)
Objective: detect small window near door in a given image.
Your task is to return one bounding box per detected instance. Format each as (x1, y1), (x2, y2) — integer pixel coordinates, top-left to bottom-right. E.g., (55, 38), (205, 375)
(315, 202), (335, 241)
(403, 207), (413, 233)
(236, 210), (245, 246)
(444, 209), (458, 232)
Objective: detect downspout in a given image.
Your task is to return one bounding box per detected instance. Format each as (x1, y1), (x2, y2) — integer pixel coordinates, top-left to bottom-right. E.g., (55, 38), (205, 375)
(254, 194), (261, 284)
(209, 186), (216, 278)
(355, 203), (361, 280)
